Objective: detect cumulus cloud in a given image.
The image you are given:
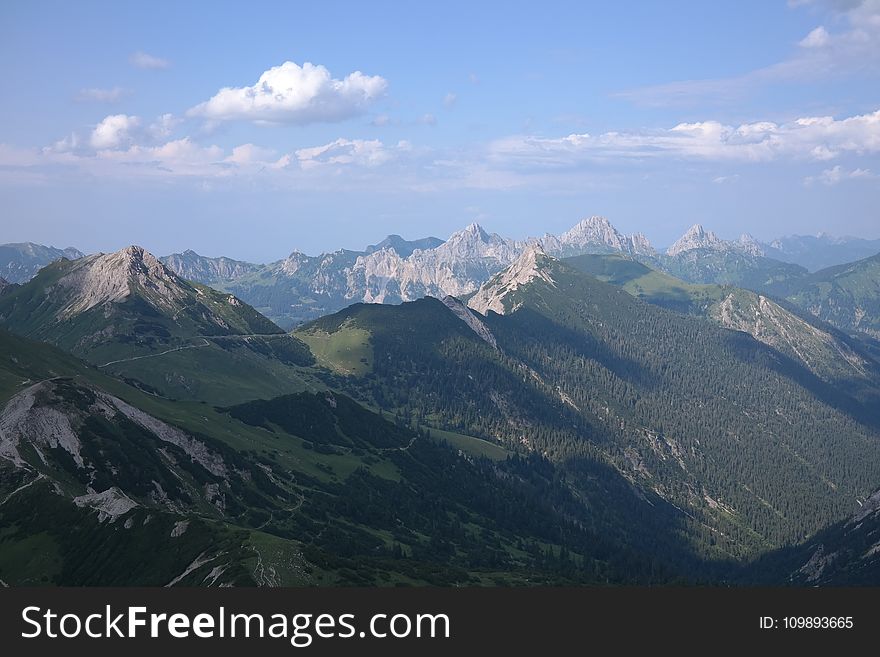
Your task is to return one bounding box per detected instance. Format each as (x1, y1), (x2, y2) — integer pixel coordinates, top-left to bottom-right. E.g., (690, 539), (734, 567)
(90, 114), (141, 149)
(805, 164), (875, 185)
(444, 92), (458, 108)
(45, 113), (181, 156)
(129, 51), (170, 70)
(74, 87), (128, 103)
(148, 113), (180, 140)
(187, 61), (387, 124)
(487, 109), (880, 167)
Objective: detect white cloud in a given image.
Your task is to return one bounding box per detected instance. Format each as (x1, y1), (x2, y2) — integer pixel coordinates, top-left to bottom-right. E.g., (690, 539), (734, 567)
(444, 92), (458, 108)
(46, 133), (81, 154)
(148, 113), (180, 140)
(223, 143), (287, 169)
(47, 114), (178, 155)
(90, 114), (141, 149)
(295, 138), (393, 170)
(805, 164), (875, 185)
(419, 113), (437, 126)
(129, 51), (170, 70)
(799, 26), (831, 47)
(74, 87), (128, 103)
(487, 109), (880, 167)
(98, 138), (223, 168)
(187, 61), (387, 124)
(712, 174), (740, 184)
(225, 143), (274, 164)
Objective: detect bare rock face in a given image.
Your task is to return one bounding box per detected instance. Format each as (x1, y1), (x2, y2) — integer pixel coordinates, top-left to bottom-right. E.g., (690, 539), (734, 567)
(709, 290), (871, 383)
(666, 224), (726, 256)
(0, 379), (230, 522)
(667, 224), (767, 257)
(539, 216), (656, 257)
(628, 232), (656, 256)
(736, 233), (766, 257)
(0, 380), (87, 468)
(56, 245), (190, 318)
(554, 216), (629, 252)
(468, 245), (555, 316)
(441, 296), (498, 349)
(73, 488), (138, 523)
(348, 223), (523, 304)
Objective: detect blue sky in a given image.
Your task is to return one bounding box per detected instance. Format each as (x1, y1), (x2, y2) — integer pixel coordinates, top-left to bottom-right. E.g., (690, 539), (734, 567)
(1, 0), (879, 261)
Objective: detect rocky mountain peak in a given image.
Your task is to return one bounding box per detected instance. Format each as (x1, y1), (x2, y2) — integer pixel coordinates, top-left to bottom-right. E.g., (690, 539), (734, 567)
(737, 233), (765, 257)
(467, 244), (555, 316)
(666, 224), (724, 256)
(628, 232), (656, 256)
(454, 222), (492, 244)
(114, 245), (169, 278)
(560, 216), (625, 249)
(56, 245), (186, 318)
(280, 250), (310, 275)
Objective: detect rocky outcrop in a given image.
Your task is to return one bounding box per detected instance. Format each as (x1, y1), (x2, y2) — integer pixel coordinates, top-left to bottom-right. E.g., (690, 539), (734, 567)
(468, 245), (555, 316)
(349, 223), (523, 303)
(441, 296), (498, 349)
(56, 246), (193, 318)
(0, 381), (85, 468)
(540, 216), (656, 257)
(73, 488), (138, 523)
(710, 290), (872, 383)
(667, 225), (767, 258)
(666, 224), (726, 256)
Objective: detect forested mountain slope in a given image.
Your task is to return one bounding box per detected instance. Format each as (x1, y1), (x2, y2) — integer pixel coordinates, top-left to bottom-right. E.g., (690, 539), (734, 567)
(298, 250), (880, 567)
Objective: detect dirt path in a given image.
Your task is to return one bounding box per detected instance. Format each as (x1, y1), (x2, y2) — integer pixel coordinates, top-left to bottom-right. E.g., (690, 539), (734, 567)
(97, 339), (211, 367)
(0, 473), (45, 506)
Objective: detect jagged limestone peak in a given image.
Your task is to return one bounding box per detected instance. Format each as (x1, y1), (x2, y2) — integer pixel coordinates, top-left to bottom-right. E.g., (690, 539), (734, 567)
(467, 244), (555, 316)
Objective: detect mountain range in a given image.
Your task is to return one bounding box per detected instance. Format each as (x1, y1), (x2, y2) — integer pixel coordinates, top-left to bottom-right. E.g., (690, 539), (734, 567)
(0, 246), (314, 405)
(296, 247), (880, 570)
(0, 243), (84, 283)
(5, 218), (879, 334)
(150, 217), (867, 329)
(2, 217), (880, 586)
